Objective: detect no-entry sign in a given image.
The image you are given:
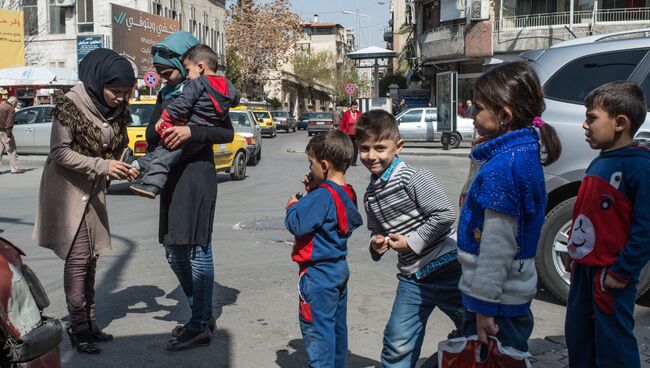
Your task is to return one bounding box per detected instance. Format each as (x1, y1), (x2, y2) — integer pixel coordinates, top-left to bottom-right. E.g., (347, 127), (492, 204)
(143, 71), (159, 87)
(344, 83), (356, 95)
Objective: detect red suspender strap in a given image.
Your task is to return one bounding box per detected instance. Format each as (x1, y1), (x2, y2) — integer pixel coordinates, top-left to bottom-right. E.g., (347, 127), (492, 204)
(320, 183), (349, 235)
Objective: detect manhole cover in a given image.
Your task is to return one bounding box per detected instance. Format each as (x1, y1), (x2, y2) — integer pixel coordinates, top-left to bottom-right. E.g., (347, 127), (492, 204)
(233, 217), (286, 231)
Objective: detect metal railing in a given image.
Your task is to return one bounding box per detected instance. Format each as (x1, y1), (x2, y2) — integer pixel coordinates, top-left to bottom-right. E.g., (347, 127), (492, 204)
(496, 7), (650, 32)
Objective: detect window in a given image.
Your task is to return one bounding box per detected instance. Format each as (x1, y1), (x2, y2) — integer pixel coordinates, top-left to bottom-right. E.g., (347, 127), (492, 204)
(639, 74), (650, 109)
(398, 109), (422, 123)
(544, 49), (648, 104)
(41, 107), (54, 124)
(152, 0), (162, 15)
(14, 109), (39, 125)
(77, 0), (93, 33)
(23, 0), (38, 36)
(48, 0), (66, 34)
(423, 1), (435, 31)
(424, 109), (437, 122)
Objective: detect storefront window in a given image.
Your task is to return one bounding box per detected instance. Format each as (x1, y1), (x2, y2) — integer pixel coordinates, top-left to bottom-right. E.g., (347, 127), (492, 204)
(48, 0), (66, 34)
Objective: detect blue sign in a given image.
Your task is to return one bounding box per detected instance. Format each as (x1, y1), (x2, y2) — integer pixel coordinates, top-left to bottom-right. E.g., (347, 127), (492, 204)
(77, 35), (104, 63)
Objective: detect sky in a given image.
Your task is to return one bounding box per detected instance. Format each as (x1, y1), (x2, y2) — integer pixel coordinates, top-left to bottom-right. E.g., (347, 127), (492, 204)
(226, 0), (391, 48)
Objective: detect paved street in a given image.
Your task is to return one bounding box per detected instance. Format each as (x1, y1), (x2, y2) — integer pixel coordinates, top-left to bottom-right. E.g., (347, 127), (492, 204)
(1, 131), (649, 367)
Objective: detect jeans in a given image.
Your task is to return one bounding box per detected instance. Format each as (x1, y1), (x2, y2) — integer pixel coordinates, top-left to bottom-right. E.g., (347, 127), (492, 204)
(565, 264), (639, 368)
(382, 261), (464, 368)
(138, 139), (203, 189)
(165, 244), (214, 331)
(461, 309), (534, 353)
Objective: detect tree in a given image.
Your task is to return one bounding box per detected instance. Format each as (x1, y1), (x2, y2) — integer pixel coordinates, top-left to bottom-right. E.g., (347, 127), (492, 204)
(226, 0), (302, 98)
(293, 50), (334, 90)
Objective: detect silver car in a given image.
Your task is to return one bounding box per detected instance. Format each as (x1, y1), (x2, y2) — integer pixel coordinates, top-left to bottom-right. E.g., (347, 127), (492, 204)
(229, 109), (262, 166)
(523, 29), (650, 303)
(395, 107), (474, 148)
(12, 105), (54, 154)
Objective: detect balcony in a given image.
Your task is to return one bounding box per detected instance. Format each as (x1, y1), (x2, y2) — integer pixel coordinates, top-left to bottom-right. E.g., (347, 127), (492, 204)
(496, 7), (650, 31)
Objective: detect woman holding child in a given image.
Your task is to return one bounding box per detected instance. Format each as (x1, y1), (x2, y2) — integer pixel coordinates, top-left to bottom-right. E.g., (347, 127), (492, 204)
(33, 48), (138, 354)
(146, 31), (234, 351)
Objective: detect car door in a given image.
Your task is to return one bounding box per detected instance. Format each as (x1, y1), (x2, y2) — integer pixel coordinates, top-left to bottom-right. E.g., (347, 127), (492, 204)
(12, 107), (40, 153)
(423, 109), (437, 142)
(396, 109), (423, 141)
(33, 106), (53, 154)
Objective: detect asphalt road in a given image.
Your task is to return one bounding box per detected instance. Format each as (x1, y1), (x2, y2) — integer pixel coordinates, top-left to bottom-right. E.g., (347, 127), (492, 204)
(0, 131), (648, 367)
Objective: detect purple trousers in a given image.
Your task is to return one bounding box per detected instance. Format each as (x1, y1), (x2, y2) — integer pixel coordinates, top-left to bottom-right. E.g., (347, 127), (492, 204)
(64, 219), (97, 328)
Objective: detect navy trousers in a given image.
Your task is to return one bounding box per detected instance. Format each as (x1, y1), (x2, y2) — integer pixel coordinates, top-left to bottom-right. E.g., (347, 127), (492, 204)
(298, 259), (349, 368)
(565, 263), (640, 368)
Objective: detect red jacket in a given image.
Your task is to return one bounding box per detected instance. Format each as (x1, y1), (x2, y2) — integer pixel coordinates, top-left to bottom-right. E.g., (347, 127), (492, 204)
(339, 109), (360, 136)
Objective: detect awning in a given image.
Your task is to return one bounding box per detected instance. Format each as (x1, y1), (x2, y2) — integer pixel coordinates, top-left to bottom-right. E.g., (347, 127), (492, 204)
(0, 66), (79, 86)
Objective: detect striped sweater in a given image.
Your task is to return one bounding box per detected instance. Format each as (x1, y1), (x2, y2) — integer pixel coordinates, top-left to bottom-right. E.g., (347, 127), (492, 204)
(365, 160), (457, 275)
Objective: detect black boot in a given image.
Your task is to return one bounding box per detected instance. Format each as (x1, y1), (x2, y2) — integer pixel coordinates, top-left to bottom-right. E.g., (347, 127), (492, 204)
(90, 320), (114, 342)
(68, 324), (101, 354)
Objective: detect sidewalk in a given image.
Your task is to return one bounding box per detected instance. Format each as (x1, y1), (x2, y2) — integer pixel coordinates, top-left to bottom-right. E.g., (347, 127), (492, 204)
(0, 154), (48, 172)
(529, 336), (650, 368)
(400, 142), (471, 158)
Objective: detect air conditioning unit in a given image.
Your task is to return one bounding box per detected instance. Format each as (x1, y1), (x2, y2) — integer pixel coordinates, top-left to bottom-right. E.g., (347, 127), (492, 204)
(54, 0), (76, 7)
(470, 0), (489, 21)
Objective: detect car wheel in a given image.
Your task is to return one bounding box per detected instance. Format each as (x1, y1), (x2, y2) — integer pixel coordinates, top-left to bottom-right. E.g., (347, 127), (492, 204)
(248, 147), (260, 166)
(286, 127), (290, 133)
(536, 197), (650, 304)
(449, 132), (462, 149)
(308, 131), (312, 136)
(230, 151), (247, 180)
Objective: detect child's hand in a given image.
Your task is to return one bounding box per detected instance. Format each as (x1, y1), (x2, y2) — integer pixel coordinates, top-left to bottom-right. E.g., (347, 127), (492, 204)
(370, 235), (389, 255)
(302, 173), (318, 192)
(476, 313), (499, 345)
(286, 195), (299, 209)
(604, 273), (626, 289)
(387, 233), (409, 253)
(154, 118), (164, 132)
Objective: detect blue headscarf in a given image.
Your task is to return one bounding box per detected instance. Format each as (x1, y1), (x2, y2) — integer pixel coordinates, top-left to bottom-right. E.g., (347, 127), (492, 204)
(151, 31), (199, 100)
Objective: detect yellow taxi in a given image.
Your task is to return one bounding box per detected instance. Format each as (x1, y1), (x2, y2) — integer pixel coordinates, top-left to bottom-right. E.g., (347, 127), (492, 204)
(128, 98), (249, 180)
(253, 109), (277, 138)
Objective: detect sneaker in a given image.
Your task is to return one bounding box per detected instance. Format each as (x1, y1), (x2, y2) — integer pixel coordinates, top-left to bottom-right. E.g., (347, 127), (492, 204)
(166, 328), (211, 351)
(129, 183), (160, 199)
(10, 169), (24, 174)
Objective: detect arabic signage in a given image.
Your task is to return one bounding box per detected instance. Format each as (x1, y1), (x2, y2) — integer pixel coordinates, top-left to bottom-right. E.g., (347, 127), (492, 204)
(436, 71), (457, 133)
(111, 3), (180, 77)
(77, 35), (104, 63)
(0, 9), (24, 68)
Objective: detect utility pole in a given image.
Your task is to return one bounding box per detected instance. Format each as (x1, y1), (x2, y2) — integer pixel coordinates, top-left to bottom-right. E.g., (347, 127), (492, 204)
(357, 0), (360, 49)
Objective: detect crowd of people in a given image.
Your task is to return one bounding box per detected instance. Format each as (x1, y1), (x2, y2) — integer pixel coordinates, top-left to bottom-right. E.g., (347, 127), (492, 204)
(9, 28), (648, 368)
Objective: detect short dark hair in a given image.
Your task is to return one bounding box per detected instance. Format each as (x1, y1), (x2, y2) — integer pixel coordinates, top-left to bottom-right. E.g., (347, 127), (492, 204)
(305, 130), (353, 172)
(182, 44), (219, 72)
(355, 109), (401, 143)
(585, 81), (647, 135)
(350, 100), (358, 106)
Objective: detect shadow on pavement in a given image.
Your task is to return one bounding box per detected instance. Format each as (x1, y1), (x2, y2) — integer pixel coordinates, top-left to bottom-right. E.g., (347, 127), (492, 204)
(534, 285), (565, 306)
(275, 338), (381, 367)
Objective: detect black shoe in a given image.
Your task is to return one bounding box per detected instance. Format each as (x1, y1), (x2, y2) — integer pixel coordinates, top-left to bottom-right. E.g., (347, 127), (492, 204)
(351, 163), (357, 166)
(91, 321), (114, 342)
(129, 183), (160, 199)
(166, 328), (211, 351)
(68, 325), (102, 354)
(171, 318), (216, 338)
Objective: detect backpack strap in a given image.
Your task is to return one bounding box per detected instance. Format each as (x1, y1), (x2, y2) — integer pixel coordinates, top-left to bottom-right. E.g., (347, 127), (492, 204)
(319, 183), (350, 235)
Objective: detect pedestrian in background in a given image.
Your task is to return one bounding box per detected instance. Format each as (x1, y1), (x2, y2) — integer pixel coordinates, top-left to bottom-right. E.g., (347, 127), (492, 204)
(356, 110), (463, 367)
(0, 96), (22, 174)
(285, 130), (363, 367)
(332, 106), (343, 128)
(338, 101), (360, 166)
(565, 81), (650, 368)
(457, 62), (561, 353)
(464, 99), (475, 118)
(33, 48), (138, 354)
(146, 31), (233, 351)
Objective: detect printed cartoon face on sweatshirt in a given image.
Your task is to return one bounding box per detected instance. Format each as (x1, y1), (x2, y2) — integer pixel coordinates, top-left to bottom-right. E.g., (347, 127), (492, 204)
(567, 173), (631, 263)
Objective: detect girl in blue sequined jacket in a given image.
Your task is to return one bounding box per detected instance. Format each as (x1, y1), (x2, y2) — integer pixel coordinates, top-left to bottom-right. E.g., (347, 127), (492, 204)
(456, 62), (562, 353)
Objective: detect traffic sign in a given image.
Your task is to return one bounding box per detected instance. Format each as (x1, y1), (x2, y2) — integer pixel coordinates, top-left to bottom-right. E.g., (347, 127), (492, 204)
(143, 71), (159, 87)
(344, 83), (356, 95)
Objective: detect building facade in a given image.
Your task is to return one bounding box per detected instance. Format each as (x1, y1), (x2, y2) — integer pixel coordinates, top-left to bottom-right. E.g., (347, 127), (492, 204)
(19, 0), (226, 72)
(401, 0), (650, 103)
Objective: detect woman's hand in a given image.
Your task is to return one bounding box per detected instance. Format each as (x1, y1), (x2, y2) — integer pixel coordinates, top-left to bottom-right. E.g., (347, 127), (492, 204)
(476, 313), (499, 345)
(107, 160), (132, 180)
(162, 126), (192, 150)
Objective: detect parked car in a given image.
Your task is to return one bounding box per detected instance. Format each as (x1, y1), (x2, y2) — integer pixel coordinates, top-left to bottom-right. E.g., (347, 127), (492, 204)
(395, 107), (473, 148)
(307, 112), (335, 136)
(0, 237), (62, 368)
(128, 100), (249, 180)
(12, 105), (54, 154)
(229, 107), (262, 166)
(253, 110), (277, 138)
(270, 110), (297, 132)
(298, 112), (312, 130)
(521, 29), (650, 303)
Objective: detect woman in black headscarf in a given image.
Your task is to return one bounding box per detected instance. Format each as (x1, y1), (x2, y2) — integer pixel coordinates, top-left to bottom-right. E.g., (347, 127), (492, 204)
(34, 49), (138, 354)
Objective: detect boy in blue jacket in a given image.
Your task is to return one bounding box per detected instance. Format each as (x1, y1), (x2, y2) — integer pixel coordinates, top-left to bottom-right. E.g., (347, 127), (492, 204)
(130, 44), (238, 198)
(285, 129), (363, 368)
(565, 81), (650, 368)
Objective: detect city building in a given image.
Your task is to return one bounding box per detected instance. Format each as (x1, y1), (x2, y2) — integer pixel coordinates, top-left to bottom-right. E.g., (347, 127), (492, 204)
(401, 0), (650, 104)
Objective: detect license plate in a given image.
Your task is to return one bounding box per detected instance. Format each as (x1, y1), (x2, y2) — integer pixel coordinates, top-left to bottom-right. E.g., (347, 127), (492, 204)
(317, 122), (325, 125)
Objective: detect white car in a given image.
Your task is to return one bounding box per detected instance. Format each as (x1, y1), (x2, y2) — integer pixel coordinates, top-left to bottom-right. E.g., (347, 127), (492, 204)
(395, 107), (473, 148)
(12, 105), (54, 155)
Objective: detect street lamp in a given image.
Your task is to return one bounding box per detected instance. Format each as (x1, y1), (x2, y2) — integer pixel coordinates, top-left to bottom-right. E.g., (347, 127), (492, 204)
(342, 10), (372, 48)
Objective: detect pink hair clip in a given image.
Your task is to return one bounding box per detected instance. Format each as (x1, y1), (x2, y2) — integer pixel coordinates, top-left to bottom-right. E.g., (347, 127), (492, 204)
(532, 116), (545, 128)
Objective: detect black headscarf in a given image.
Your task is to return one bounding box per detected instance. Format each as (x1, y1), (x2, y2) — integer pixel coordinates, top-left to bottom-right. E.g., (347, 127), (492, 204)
(78, 48), (136, 117)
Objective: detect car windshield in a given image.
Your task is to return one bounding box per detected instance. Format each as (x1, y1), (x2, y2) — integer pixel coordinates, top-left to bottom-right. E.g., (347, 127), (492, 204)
(312, 112), (333, 119)
(129, 104), (155, 126)
(271, 111), (290, 118)
(254, 111), (270, 119)
(229, 111), (253, 133)
(300, 113), (312, 119)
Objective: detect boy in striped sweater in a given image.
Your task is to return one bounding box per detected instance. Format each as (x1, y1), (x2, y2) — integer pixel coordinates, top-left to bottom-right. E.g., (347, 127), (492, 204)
(356, 110), (463, 367)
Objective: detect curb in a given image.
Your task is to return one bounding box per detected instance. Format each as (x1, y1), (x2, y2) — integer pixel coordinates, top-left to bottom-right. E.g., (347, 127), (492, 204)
(13, 155), (48, 168)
